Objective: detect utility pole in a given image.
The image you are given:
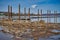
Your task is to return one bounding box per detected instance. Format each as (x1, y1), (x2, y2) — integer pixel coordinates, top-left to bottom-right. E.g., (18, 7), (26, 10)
(8, 5), (10, 19)
(38, 9), (39, 21)
(28, 8), (30, 21)
(54, 11), (57, 29)
(9, 6), (12, 20)
(44, 10), (49, 38)
(54, 11), (57, 24)
(48, 10), (51, 23)
(10, 6), (12, 19)
(47, 10), (49, 24)
(18, 4), (20, 21)
(40, 9), (42, 20)
(24, 7), (26, 21)
(8, 5), (12, 20)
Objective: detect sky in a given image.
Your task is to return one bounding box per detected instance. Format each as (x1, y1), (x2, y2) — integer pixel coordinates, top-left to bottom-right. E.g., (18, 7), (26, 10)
(0, 0), (60, 22)
(0, 0), (60, 14)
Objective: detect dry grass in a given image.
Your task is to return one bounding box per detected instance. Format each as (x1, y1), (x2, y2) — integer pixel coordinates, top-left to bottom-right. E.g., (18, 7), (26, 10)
(0, 19), (60, 39)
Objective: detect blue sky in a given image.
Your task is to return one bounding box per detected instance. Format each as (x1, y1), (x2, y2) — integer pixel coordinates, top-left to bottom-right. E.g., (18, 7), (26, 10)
(0, 0), (60, 14)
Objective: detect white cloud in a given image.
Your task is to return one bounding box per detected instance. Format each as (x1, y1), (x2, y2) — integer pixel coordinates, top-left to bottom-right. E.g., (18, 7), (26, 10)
(31, 5), (37, 8)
